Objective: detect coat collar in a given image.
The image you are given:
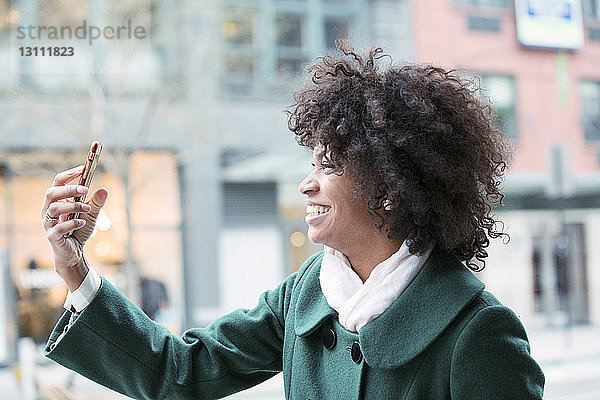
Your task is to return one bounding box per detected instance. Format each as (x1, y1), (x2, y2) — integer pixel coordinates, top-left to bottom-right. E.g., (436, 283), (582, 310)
(294, 252), (337, 336)
(293, 250), (485, 368)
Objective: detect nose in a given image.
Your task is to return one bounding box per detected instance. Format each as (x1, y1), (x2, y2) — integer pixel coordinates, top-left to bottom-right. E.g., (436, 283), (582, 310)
(298, 171), (319, 195)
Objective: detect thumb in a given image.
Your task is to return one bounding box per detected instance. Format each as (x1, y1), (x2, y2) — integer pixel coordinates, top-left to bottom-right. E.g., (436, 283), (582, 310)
(87, 188), (108, 218)
(71, 188), (109, 246)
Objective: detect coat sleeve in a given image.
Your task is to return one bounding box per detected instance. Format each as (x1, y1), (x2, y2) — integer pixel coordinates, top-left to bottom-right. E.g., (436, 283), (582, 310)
(449, 305), (545, 400)
(44, 270), (300, 400)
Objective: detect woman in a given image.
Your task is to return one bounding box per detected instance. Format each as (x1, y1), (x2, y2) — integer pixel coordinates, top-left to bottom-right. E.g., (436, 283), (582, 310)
(41, 42), (544, 399)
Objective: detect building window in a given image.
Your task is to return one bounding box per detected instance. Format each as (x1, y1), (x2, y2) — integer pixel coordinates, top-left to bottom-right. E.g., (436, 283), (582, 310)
(276, 13), (304, 48)
(453, 0), (512, 8)
(0, 0), (16, 38)
(0, 0), (17, 88)
(6, 0), (164, 91)
(467, 16), (501, 31)
(582, 0), (600, 19)
(477, 74), (518, 140)
(532, 223), (589, 325)
(324, 16), (350, 49)
(222, 8), (254, 45)
(276, 12), (307, 77)
(221, 5), (257, 95)
(37, 0), (90, 28)
(580, 80), (600, 141)
(219, 0), (363, 100)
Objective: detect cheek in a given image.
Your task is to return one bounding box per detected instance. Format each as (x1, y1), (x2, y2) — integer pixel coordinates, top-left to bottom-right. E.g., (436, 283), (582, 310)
(342, 192), (367, 215)
(333, 200), (364, 228)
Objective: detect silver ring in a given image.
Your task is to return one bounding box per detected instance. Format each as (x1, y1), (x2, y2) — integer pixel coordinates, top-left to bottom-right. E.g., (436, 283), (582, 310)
(45, 212), (59, 222)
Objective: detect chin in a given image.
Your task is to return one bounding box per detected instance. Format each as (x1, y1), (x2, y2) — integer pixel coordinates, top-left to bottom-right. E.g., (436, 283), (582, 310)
(307, 228), (326, 246)
(306, 230), (321, 244)
(308, 230), (341, 250)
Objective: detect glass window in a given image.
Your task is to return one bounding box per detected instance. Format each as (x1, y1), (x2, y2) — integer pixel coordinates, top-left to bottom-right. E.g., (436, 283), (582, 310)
(9, 0), (162, 91)
(0, 0), (14, 37)
(582, 0), (600, 18)
(221, 7), (256, 81)
(222, 7), (255, 45)
(453, 0), (512, 8)
(37, 0), (90, 28)
(104, 1), (154, 33)
(276, 13), (303, 48)
(276, 12), (306, 77)
(277, 56), (304, 76)
(1, 1), (18, 88)
(478, 74), (518, 140)
(580, 80), (600, 141)
(220, 0), (361, 100)
(25, 1), (91, 88)
(324, 16), (349, 49)
(224, 52), (254, 76)
(481, 74), (518, 140)
(532, 225), (589, 324)
(100, 0), (156, 88)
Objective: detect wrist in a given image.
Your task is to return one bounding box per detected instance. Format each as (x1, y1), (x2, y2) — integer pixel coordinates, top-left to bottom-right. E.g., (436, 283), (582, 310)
(62, 256), (90, 292)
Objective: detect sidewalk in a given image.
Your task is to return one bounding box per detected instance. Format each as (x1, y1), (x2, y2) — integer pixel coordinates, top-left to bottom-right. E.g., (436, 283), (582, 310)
(0, 349), (284, 400)
(529, 324), (600, 364)
(529, 325), (600, 400)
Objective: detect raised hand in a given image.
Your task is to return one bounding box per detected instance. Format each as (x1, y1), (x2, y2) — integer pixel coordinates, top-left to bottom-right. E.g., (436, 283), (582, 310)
(41, 165), (108, 291)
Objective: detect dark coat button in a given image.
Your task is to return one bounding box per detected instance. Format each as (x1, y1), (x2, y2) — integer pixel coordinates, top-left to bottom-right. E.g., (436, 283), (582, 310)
(351, 341), (362, 363)
(322, 328), (337, 350)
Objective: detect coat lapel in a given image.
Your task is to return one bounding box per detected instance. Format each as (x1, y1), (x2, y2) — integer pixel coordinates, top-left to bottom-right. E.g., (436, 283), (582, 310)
(293, 250), (485, 369)
(359, 250), (485, 368)
(294, 252), (338, 337)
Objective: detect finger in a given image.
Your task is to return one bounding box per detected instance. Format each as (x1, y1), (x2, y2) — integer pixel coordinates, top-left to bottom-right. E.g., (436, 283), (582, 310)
(59, 213), (68, 224)
(47, 219), (86, 243)
(42, 165), (84, 219)
(46, 201), (91, 220)
(42, 212), (60, 230)
(52, 165), (84, 187)
(41, 185), (88, 217)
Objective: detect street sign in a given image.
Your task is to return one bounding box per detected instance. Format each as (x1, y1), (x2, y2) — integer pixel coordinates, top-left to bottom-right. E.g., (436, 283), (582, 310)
(515, 0), (584, 50)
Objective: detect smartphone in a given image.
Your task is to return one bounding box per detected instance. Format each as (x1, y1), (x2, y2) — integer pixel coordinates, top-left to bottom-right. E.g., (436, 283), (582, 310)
(67, 141), (103, 221)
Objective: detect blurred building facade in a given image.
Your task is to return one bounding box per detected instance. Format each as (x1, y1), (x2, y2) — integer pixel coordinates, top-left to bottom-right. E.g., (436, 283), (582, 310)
(0, 0), (599, 373)
(409, 0), (600, 332)
(0, 0), (413, 365)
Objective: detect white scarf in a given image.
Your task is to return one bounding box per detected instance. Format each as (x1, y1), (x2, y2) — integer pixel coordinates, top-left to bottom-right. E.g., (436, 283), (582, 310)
(319, 240), (433, 333)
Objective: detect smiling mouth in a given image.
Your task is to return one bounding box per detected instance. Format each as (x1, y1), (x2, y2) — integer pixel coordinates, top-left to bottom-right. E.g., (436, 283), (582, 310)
(306, 205), (331, 216)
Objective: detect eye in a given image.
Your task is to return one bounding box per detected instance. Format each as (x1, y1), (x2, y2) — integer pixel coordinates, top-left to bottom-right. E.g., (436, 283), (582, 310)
(310, 161), (335, 170)
(320, 154), (336, 170)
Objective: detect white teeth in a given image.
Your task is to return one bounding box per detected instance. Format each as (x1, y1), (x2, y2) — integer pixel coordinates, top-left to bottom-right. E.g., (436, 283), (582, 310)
(305, 205), (331, 216)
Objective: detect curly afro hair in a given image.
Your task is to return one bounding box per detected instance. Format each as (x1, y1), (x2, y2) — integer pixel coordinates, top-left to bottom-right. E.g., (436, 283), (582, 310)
(286, 40), (510, 271)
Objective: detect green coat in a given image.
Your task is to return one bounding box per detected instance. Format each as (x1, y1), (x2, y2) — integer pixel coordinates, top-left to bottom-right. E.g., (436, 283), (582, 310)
(45, 250), (544, 399)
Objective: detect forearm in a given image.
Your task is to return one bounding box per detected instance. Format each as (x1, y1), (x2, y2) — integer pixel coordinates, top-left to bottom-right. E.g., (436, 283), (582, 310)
(46, 284), (185, 399)
(45, 276), (288, 400)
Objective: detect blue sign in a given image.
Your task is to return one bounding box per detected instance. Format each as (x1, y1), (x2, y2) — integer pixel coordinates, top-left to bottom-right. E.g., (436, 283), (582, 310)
(528, 0), (572, 20)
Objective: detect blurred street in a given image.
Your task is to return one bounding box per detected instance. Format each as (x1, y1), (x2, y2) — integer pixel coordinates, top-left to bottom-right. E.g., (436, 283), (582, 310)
(0, 352), (285, 400)
(532, 325), (600, 400)
(0, 325), (599, 399)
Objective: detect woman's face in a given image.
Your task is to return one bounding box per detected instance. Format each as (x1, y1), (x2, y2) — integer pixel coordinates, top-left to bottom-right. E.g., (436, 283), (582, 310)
(298, 148), (377, 252)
